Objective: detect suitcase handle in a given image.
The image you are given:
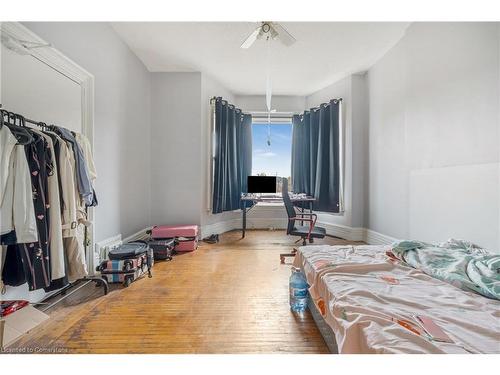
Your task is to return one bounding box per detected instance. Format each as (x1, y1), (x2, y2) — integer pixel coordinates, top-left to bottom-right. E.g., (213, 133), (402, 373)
(129, 240), (148, 246)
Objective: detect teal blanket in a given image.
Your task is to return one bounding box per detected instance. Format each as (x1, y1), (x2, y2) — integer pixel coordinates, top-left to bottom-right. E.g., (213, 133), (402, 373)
(391, 239), (500, 300)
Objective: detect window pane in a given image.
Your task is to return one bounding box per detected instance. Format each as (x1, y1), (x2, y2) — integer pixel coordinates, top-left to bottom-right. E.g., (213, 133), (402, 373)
(251, 122), (292, 192)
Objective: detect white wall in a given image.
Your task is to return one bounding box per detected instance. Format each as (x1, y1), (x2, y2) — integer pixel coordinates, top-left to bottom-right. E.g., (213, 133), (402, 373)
(498, 24), (500, 252)
(24, 22), (152, 244)
(367, 22), (500, 251)
(149, 72), (240, 232)
(1, 44), (82, 132)
(234, 95), (305, 113)
(150, 72), (202, 226)
(351, 75), (369, 228)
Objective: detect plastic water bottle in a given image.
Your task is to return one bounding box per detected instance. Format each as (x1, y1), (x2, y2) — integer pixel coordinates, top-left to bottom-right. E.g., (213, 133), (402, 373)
(289, 267), (308, 313)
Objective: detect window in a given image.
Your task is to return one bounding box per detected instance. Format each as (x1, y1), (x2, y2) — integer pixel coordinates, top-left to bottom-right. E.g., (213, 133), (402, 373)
(251, 121), (292, 193)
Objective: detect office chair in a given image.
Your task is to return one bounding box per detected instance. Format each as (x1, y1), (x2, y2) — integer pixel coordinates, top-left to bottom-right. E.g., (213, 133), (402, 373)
(280, 180), (326, 263)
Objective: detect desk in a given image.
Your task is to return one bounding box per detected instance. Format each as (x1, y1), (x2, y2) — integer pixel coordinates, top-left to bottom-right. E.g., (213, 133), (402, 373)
(240, 194), (316, 238)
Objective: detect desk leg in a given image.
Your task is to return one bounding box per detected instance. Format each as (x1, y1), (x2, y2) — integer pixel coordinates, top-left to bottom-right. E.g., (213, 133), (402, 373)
(242, 205), (246, 238)
(301, 204), (305, 226)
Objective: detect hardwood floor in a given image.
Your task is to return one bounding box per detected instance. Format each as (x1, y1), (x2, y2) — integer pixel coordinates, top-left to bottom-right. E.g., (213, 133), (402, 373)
(8, 230), (361, 354)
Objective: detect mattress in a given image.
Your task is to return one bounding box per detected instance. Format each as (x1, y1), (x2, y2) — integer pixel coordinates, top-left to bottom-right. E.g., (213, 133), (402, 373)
(293, 245), (500, 354)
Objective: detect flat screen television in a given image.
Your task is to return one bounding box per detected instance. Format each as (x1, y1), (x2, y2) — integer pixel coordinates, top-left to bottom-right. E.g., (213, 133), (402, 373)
(247, 176), (277, 194)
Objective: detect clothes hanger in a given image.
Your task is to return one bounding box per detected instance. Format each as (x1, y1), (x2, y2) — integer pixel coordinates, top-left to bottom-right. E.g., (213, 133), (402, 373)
(37, 121), (49, 132)
(1, 111), (34, 145)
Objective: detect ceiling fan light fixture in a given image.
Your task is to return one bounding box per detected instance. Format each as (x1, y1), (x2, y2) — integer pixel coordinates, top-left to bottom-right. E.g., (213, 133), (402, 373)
(240, 21), (296, 49)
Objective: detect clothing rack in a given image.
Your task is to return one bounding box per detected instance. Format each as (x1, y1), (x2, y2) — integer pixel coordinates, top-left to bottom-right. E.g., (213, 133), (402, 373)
(0, 107), (108, 313)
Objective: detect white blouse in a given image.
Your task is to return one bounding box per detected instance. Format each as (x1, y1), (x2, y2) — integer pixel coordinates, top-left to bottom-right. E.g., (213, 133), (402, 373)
(0, 126), (38, 243)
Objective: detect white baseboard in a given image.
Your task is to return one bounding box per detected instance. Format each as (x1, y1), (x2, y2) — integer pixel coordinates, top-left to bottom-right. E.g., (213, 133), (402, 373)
(365, 229), (398, 245)
(98, 225), (396, 261)
(201, 219), (240, 238)
(201, 217), (288, 238)
(122, 226), (152, 243)
(350, 227), (367, 241)
(200, 218), (396, 245)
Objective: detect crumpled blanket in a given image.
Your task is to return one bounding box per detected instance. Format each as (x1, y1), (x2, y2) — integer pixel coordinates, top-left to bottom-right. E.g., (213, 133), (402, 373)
(390, 239), (500, 300)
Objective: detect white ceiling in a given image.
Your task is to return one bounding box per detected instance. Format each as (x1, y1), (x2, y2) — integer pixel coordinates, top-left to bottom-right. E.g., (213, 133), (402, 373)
(111, 22), (409, 96)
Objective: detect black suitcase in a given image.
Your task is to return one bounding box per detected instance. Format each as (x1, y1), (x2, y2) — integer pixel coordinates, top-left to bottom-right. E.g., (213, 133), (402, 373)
(148, 238), (176, 261)
(108, 241), (150, 260)
(97, 241), (153, 287)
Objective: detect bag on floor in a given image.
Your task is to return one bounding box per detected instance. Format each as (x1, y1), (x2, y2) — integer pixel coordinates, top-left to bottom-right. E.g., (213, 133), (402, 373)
(97, 241), (153, 287)
(148, 238), (176, 261)
(150, 225), (199, 252)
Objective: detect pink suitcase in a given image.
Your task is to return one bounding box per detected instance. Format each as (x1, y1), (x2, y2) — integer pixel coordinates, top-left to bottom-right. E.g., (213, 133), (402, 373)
(150, 225), (199, 252)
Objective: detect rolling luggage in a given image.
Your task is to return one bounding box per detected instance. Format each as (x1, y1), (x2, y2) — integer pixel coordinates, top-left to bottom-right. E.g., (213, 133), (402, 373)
(150, 225), (199, 252)
(97, 241), (153, 287)
(148, 238), (176, 261)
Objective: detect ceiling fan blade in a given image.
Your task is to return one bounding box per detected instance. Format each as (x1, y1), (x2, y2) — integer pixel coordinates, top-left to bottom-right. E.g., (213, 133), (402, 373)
(272, 22), (296, 47)
(240, 27), (261, 49)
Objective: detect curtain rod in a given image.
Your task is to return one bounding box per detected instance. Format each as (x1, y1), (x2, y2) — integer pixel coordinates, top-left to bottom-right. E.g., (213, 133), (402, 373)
(306, 98), (343, 112)
(210, 96), (251, 116)
(209, 96), (343, 118)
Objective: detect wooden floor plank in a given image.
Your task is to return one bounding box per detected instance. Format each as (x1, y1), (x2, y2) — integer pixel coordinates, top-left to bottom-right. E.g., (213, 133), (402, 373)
(7, 229), (362, 354)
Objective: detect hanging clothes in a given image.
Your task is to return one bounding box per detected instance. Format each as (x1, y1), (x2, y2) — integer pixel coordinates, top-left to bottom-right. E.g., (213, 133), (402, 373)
(75, 132), (98, 206)
(31, 129), (65, 281)
(1, 109), (98, 294)
(3, 132), (52, 290)
(45, 131), (78, 238)
(0, 126), (38, 244)
(44, 132), (65, 215)
(2, 245), (27, 287)
(0, 126), (38, 293)
(42, 130), (75, 290)
(61, 132), (88, 282)
(56, 127), (94, 207)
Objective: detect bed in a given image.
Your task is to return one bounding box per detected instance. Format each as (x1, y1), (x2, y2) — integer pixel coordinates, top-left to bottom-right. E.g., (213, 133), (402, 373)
(293, 244), (500, 354)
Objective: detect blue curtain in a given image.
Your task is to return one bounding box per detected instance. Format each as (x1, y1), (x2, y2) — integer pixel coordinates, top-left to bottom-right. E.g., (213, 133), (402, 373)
(291, 99), (341, 213)
(212, 97), (252, 214)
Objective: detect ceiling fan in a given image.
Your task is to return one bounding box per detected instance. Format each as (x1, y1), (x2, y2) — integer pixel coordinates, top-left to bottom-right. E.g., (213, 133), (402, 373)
(241, 22), (296, 147)
(240, 22), (296, 49)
